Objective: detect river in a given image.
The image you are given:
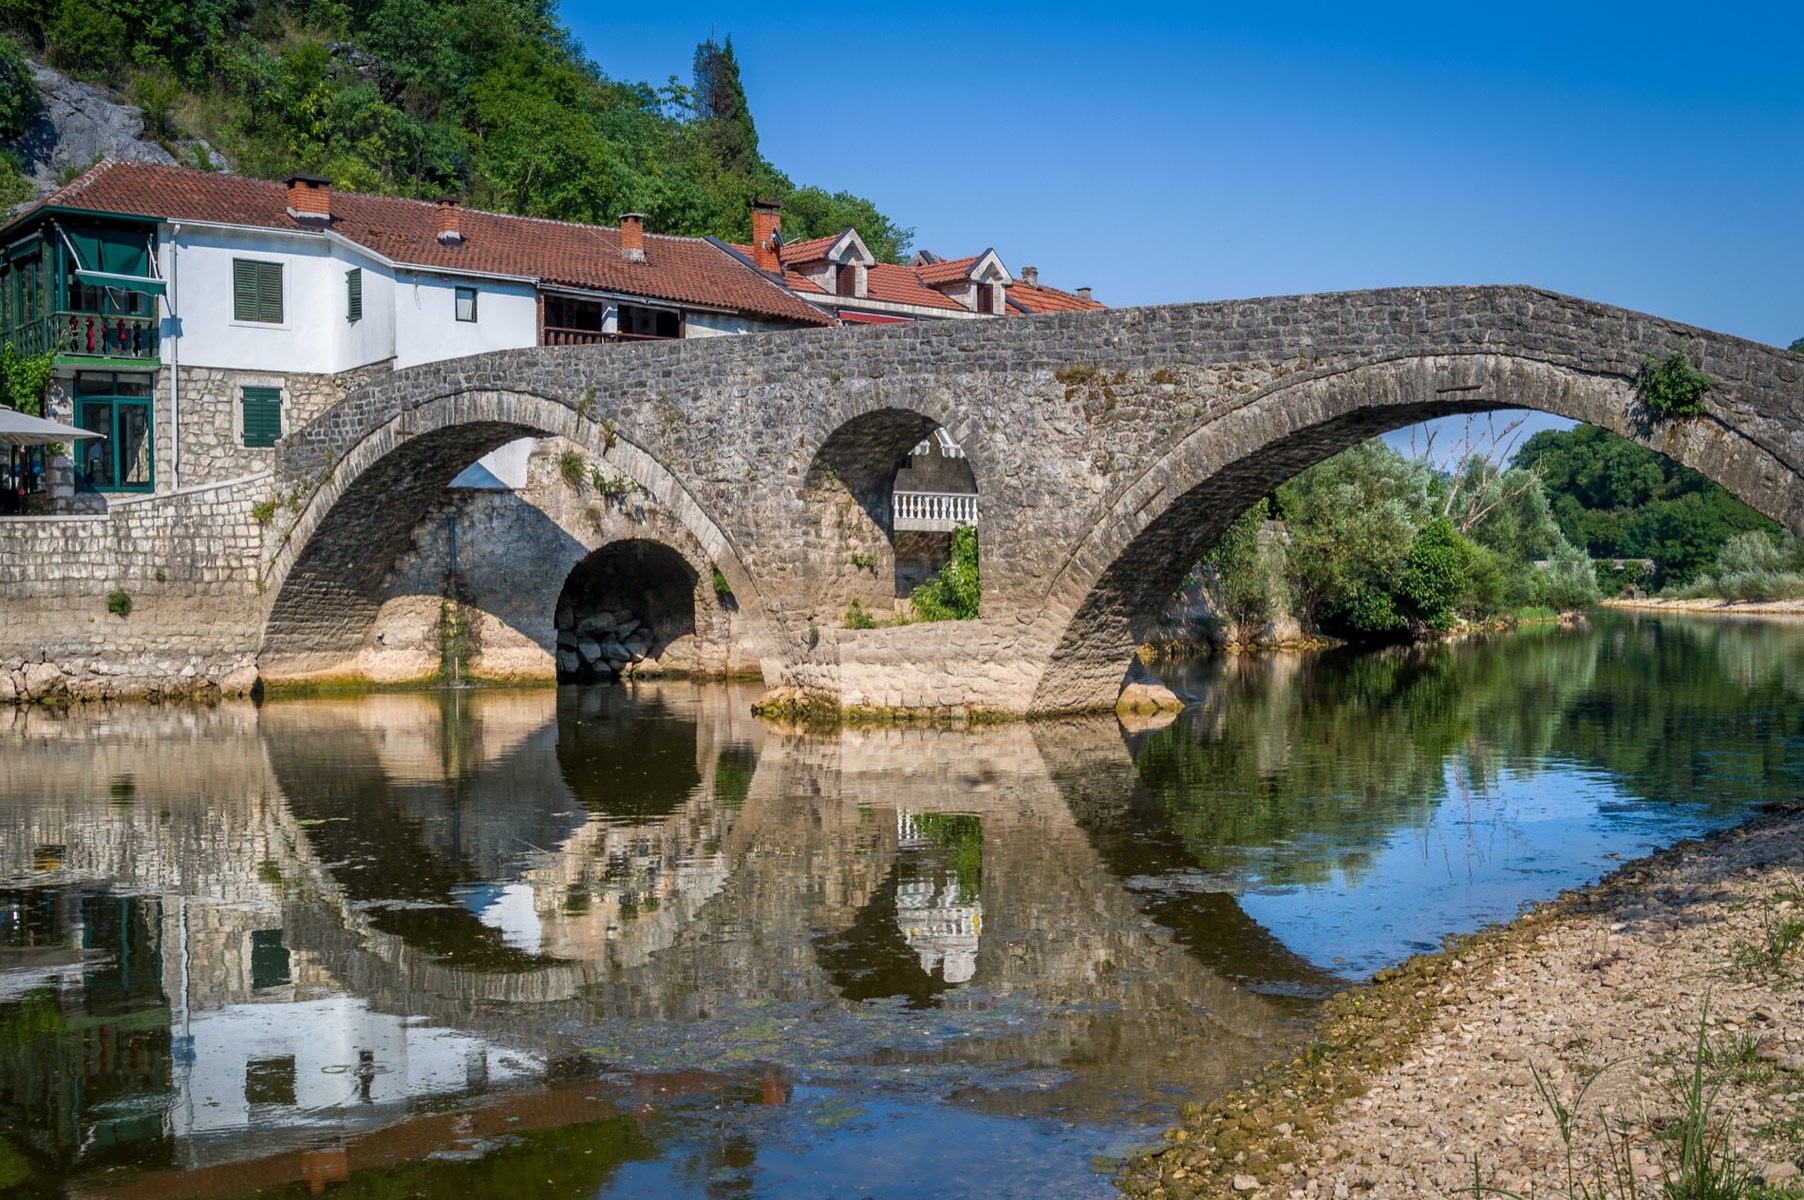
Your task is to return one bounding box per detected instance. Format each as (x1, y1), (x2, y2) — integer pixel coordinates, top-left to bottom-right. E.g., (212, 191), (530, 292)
(2, 612), (1800, 1198)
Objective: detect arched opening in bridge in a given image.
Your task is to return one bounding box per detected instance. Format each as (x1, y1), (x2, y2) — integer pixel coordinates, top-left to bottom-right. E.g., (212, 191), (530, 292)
(1030, 357), (1803, 718)
(553, 539), (698, 682)
(806, 408), (979, 620)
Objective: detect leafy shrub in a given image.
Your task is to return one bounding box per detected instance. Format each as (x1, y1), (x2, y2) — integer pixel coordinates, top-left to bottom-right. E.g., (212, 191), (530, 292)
(1635, 350), (1711, 420)
(1710, 530), (1804, 601)
(46, 0), (127, 80)
(710, 566), (732, 599)
(0, 34), (37, 139)
(556, 448), (586, 488)
(129, 72), (183, 140)
(1789, 336), (1804, 354)
(1539, 541), (1602, 611)
(842, 598), (877, 629)
(0, 343), (55, 416)
(588, 466), (631, 496)
(910, 524), (979, 621)
(105, 586), (131, 617)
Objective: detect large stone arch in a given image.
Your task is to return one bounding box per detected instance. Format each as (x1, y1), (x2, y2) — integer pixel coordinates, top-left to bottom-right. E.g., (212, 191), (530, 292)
(259, 388), (775, 684)
(1029, 350), (1804, 712)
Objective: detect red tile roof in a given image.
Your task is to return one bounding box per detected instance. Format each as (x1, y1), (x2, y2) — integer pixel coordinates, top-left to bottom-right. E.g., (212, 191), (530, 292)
(1009, 281), (1105, 314)
(732, 230), (1105, 320)
(866, 263), (968, 311)
(777, 233), (843, 265)
(912, 255), (981, 286)
(17, 159), (833, 326)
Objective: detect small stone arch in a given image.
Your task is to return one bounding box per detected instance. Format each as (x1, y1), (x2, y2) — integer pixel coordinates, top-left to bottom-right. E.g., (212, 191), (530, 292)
(801, 406), (980, 619)
(1029, 352), (1804, 713)
(552, 539), (700, 682)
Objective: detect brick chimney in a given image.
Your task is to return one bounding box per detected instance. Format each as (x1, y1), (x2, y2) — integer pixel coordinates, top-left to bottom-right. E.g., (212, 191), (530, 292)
(285, 174), (331, 225)
(1076, 286), (1093, 302)
(436, 197), (464, 245)
(752, 200), (782, 273)
(619, 213), (646, 263)
(1020, 266), (1039, 287)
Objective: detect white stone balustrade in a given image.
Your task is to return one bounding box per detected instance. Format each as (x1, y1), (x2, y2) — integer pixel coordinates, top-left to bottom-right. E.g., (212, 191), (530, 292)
(893, 491), (978, 533)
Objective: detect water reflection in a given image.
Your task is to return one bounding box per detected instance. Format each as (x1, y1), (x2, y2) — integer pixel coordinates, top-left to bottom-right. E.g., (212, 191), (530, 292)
(1, 613), (1799, 1197)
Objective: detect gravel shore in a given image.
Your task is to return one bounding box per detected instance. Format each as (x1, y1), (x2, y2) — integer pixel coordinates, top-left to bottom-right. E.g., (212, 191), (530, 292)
(1119, 807), (1804, 1199)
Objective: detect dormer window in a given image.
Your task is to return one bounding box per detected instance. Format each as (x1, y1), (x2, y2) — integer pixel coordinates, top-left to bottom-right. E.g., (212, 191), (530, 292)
(978, 283), (1000, 314)
(835, 263), (857, 297)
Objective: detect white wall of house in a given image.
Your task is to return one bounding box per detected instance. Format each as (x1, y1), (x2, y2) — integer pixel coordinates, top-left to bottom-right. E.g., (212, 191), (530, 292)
(162, 225), (398, 375)
(393, 271), (537, 369)
(686, 311), (788, 338)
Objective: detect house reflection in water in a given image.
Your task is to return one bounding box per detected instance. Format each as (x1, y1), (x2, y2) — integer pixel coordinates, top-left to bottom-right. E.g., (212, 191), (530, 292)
(894, 811), (983, 985)
(0, 884), (537, 1181)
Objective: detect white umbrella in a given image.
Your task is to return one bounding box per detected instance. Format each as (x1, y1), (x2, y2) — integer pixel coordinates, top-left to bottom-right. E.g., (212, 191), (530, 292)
(0, 406), (105, 447)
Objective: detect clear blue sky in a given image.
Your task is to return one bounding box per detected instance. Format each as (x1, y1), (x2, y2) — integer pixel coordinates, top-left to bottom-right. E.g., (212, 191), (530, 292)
(565, 2), (1800, 352)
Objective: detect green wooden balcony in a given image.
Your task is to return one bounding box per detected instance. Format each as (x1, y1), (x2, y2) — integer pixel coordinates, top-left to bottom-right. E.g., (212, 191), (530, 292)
(8, 310), (159, 364)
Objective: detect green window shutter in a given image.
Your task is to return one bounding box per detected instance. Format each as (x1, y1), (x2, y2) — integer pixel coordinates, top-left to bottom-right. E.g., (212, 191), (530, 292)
(233, 259), (258, 321)
(242, 386), (282, 448)
(257, 261), (282, 324)
(234, 259), (283, 323)
(346, 267), (362, 322)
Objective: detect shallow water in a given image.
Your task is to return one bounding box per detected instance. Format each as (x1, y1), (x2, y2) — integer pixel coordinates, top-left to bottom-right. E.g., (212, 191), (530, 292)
(2, 612), (1800, 1197)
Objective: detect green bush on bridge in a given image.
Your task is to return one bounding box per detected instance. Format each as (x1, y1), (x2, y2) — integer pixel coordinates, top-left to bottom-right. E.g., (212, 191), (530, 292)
(910, 525), (979, 621)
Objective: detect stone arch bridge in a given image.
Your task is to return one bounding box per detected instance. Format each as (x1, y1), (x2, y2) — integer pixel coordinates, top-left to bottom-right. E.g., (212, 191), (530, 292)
(256, 284), (1803, 715)
(5, 285), (1797, 712)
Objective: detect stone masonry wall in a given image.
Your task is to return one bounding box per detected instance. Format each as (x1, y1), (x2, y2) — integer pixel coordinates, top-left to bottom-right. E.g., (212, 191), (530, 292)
(0, 473), (269, 701)
(158, 360), (394, 490)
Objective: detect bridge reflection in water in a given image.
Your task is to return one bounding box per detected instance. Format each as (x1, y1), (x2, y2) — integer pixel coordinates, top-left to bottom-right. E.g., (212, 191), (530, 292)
(0, 684), (1332, 1195)
(7, 616), (1795, 1196)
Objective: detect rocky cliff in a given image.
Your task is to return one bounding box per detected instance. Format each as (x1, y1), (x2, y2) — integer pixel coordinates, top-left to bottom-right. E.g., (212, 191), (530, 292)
(8, 61), (224, 197)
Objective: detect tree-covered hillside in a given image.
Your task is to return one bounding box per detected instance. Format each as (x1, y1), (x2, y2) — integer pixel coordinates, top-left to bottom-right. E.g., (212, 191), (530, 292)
(0, 0), (912, 259)
(1514, 424), (1781, 589)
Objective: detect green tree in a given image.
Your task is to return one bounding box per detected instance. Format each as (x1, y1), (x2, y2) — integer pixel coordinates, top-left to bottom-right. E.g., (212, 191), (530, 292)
(691, 35), (757, 179)
(1397, 518), (1470, 630)
(44, 0), (126, 79)
(780, 185), (914, 264)
(1516, 425), (1779, 588)
(1276, 440), (1435, 638)
(0, 32), (36, 138)
(1202, 503), (1281, 637)
(1788, 337), (1804, 354)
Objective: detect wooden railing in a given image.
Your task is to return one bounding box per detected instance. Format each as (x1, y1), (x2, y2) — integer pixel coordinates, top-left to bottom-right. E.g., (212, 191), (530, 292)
(894, 490), (978, 532)
(541, 326), (680, 346)
(7, 311), (159, 361)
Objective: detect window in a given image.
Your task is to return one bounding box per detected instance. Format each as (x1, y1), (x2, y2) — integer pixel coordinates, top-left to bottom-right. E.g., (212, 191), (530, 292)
(233, 258), (283, 324)
(250, 928), (291, 990)
(454, 285), (478, 322)
(74, 372), (153, 492)
(242, 386), (281, 448)
(835, 263), (857, 297)
(616, 303), (681, 339)
(346, 267), (362, 322)
(245, 1056), (296, 1106)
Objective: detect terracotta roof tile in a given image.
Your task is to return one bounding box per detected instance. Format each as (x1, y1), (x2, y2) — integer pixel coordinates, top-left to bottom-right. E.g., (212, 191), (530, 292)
(865, 263), (968, 310)
(777, 232), (843, 264)
(1008, 281), (1106, 314)
(19, 159), (832, 326)
(913, 255), (981, 286)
